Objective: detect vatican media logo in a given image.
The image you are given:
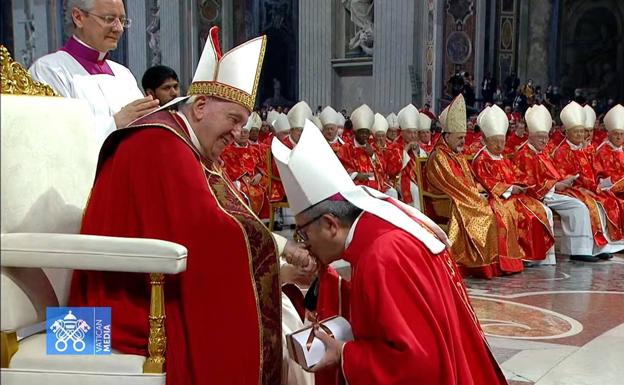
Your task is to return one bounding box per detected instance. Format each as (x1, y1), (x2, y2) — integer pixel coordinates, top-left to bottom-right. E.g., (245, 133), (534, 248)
(46, 307), (111, 355)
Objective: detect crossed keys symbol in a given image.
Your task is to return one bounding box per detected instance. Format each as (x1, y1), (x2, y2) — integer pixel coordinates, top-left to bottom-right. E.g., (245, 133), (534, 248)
(50, 315), (91, 352)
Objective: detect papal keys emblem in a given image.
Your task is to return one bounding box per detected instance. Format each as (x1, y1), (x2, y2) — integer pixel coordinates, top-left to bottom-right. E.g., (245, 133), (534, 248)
(49, 310), (91, 352)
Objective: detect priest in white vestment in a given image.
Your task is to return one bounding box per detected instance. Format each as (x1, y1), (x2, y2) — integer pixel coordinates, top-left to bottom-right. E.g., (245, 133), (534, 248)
(29, 0), (158, 147)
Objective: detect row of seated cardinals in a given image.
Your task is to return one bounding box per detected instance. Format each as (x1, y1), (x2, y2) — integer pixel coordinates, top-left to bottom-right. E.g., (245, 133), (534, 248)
(219, 100), (622, 223)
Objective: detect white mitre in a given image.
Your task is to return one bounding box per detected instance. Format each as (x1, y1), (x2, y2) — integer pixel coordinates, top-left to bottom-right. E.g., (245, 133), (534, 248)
(417, 112), (432, 131)
(583, 105), (596, 129)
(560, 101), (586, 130)
(273, 113), (291, 134)
(397, 104), (419, 131)
(604, 104), (624, 132)
(320, 106), (340, 127)
(480, 105), (509, 138)
(350, 104), (375, 130)
(386, 112), (399, 129)
(525, 105), (552, 134)
(153, 26), (265, 114)
(371, 113), (389, 134)
(271, 120), (448, 254)
(287, 101), (313, 129)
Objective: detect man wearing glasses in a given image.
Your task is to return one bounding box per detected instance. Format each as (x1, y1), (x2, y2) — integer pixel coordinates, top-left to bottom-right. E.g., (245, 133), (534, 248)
(30, 0), (159, 147)
(273, 121), (507, 385)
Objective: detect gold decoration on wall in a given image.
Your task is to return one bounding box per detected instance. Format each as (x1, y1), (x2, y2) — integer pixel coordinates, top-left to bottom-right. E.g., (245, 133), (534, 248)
(143, 273), (167, 373)
(1, 45), (57, 96)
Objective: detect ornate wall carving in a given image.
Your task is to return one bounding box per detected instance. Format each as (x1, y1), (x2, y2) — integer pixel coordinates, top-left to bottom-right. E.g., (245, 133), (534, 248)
(497, 0), (517, 86)
(442, 0), (476, 99)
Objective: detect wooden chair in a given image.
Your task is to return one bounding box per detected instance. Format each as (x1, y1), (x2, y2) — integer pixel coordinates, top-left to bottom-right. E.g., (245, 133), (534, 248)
(414, 157), (451, 232)
(266, 150), (289, 231)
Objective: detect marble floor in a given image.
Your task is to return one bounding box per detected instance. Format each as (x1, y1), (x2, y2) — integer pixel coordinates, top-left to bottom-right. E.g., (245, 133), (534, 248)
(466, 253), (624, 385)
(279, 225), (624, 385)
(328, 253), (624, 385)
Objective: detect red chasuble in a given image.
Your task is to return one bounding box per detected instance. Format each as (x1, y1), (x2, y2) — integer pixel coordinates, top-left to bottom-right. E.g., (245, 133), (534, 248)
(513, 143), (610, 245)
(553, 140), (624, 241)
(472, 149), (555, 260)
(221, 143), (269, 216)
(69, 111), (282, 385)
(337, 141), (385, 191)
(399, 149), (418, 205)
(462, 131), (483, 155)
(504, 131), (527, 155)
(372, 141), (403, 191)
(592, 129), (608, 148)
(341, 212), (507, 385)
(594, 141), (624, 195)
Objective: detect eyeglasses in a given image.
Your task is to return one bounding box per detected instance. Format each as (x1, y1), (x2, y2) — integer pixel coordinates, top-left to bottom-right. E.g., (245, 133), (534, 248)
(80, 9), (132, 28)
(294, 213), (326, 242)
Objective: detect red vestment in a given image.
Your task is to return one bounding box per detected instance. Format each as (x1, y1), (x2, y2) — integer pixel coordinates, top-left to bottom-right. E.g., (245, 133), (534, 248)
(337, 140), (385, 191)
(426, 140), (524, 278)
(553, 140), (624, 241)
(594, 141), (624, 195)
(268, 136), (294, 202)
(472, 149), (555, 260)
(373, 141), (403, 190)
(69, 111), (282, 385)
(504, 132), (527, 155)
(328, 137), (345, 155)
(513, 143), (609, 244)
(546, 130), (566, 156)
(221, 143), (269, 216)
(592, 130), (608, 148)
(463, 131), (483, 155)
(341, 212), (507, 385)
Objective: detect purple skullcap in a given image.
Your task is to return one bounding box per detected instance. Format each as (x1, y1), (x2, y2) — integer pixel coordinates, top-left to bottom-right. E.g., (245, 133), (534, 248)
(327, 193), (346, 201)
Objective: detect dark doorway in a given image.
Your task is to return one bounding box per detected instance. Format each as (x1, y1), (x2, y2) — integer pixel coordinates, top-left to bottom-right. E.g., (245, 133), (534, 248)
(559, 4), (623, 100)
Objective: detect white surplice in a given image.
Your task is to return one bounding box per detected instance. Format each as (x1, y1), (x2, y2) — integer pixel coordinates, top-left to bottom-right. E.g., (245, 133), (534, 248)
(29, 50), (143, 147)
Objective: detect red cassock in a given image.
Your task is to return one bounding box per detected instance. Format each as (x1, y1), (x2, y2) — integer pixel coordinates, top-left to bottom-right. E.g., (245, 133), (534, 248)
(69, 111), (282, 385)
(472, 149), (555, 260)
(594, 141), (624, 196)
(513, 143), (610, 245)
(553, 140), (624, 241)
(328, 137), (345, 155)
(340, 211), (507, 385)
(373, 141), (403, 190)
(419, 141), (434, 154)
(399, 149), (418, 205)
(504, 132), (527, 155)
(545, 130), (566, 156)
(463, 131), (483, 156)
(337, 141), (385, 191)
(259, 130), (273, 144)
(268, 136), (294, 202)
(592, 130), (608, 148)
(221, 143), (269, 216)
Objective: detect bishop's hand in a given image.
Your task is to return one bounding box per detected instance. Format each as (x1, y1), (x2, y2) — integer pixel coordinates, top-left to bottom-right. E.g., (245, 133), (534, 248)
(310, 325), (346, 372)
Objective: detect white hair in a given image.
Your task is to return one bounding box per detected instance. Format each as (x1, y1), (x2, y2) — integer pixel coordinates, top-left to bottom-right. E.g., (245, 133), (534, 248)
(65, 0), (97, 29)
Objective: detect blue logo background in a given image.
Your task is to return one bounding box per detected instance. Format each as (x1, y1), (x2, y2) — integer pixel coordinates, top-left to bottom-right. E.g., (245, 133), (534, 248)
(46, 307), (112, 355)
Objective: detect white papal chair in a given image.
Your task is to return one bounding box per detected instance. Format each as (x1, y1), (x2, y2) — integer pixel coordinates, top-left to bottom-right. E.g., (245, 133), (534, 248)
(0, 46), (186, 385)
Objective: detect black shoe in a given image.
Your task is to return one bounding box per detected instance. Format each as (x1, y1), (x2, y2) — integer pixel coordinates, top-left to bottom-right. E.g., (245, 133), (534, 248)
(595, 253), (613, 260)
(273, 222), (283, 231)
(570, 254), (600, 262)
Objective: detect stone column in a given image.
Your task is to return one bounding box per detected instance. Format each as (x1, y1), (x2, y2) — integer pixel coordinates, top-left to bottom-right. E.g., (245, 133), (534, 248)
(298, 0), (332, 107)
(474, 0), (487, 104)
(372, 0), (415, 114)
(160, 0), (197, 89)
(126, 0), (147, 82)
(526, 0), (552, 87)
(432, 0), (446, 114)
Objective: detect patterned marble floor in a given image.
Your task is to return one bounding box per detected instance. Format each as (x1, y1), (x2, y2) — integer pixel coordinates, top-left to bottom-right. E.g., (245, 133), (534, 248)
(327, 253), (624, 385)
(466, 253), (624, 385)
